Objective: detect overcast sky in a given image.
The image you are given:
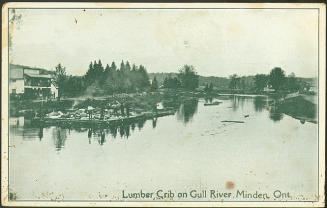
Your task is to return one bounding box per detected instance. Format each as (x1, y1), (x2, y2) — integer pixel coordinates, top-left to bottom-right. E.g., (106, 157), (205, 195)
(9, 8), (318, 77)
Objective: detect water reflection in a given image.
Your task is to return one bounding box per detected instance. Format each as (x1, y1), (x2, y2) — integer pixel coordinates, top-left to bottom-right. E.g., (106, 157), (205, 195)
(137, 119), (146, 130)
(52, 127), (67, 151)
(109, 125), (118, 138)
(253, 97), (266, 112)
(100, 131), (105, 145)
(231, 96), (245, 112)
(91, 129), (106, 145)
(10, 96), (318, 152)
(152, 118), (158, 128)
(9, 96), (319, 201)
(119, 124), (131, 138)
(38, 127), (43, 141)
(88, 128), (92, 139)
(269, 107), (284, 122)
(162, 96), (181, 109)
(84, 120), (144, 144)
(176, 98), (198, 124)
(204, 97), (213, 104)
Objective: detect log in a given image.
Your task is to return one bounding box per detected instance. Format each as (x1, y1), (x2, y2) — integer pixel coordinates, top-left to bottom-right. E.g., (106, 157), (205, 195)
(221, 120), (245, 123)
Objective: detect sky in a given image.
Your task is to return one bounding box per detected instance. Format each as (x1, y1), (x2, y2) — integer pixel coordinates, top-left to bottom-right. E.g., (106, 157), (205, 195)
(9, 8), (319, 77)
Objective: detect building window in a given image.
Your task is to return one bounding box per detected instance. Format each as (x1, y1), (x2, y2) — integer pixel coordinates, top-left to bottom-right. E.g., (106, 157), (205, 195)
(12, 89), (16, 94)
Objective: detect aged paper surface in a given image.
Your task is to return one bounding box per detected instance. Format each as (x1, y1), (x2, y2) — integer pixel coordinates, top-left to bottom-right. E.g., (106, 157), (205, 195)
(1, 2), (325, 207)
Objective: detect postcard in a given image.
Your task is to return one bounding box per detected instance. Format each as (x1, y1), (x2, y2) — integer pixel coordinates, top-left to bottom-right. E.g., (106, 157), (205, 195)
(1, 2), (325, 207)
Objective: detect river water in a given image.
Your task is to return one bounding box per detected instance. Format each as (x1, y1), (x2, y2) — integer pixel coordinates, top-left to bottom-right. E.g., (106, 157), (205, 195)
(9, 96), (318, 201)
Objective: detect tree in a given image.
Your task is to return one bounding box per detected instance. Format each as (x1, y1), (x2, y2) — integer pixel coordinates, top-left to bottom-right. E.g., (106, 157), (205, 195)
(54, 63), (67, 100)
(163, 76), (181, 89)
(83, 60), (151, 94)
(104, 64), (110, 74)
(269, 67), (286, 91)
(173, 77), (182, 89)
(286, 72), (299, 92)
(204, 82), (214, 93)
(254, 74), (268, 91)
(208, 82), (214, 92)
(111, 61), (117, 71)
(103, 62), (116, 94)
(138, 65), (150, 89)
(120, 60), (125, 71)
(177, 65), (199, 90)
(63, 75), (84, 97)
(85, 61), (94, 82)
(125, 61), (131, 72)
(229, 74), (240, 90)
(151, 77), (159, 91)
(204, 83), (209, 92)
(94, 60), (104, 77)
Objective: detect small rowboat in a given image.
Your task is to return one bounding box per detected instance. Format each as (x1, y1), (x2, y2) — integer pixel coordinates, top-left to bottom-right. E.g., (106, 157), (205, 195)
(204, 101), (222, 106)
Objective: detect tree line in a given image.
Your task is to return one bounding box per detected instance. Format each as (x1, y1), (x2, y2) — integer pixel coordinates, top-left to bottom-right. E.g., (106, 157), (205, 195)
(54, 60), (152, 98)
(54, 61), (200, 99)
(230, 67), (309, 93)
(54, 62), (309, 99)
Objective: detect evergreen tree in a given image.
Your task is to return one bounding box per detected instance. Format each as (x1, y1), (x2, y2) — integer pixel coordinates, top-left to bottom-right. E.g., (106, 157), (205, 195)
(54, 63), (67, 100)
(111, 61), (117, 71)
(105, 64), (110, 74)
(80, 60), (152, 95)
(132, 64), (137, 72)
(120, 60), (125, 71)
(85, 61), (94, 83)
(151, 77), (159, 91)
(138, 65), (150, 89)
(125, 61), (131, 72)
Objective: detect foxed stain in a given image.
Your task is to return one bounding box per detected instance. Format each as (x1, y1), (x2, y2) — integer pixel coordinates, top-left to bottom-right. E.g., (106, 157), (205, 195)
(8, 9), (23, 51)
(225, 181), (235, 190)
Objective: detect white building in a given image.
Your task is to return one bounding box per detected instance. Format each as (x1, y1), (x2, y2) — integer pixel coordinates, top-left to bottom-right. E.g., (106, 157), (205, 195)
(263, 85), (275, 92)
(9, 64), (58, 99)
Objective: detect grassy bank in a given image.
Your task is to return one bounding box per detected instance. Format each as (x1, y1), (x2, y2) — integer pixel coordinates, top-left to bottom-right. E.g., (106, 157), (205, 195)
(277, 96), (316, 122)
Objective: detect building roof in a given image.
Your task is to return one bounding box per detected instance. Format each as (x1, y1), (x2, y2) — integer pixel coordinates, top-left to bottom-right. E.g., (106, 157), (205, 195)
(9, 64), (54, 79)
(10, 64), (52, 73)
(24, 73), (52, 79)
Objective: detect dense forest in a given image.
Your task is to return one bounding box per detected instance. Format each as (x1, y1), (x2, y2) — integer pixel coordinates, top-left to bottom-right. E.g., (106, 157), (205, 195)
(56, 61), (199, 98)
(57, 60), (152, 97)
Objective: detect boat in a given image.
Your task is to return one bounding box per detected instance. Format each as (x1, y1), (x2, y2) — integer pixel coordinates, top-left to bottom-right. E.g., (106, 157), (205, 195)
(204, 101), (222, 106)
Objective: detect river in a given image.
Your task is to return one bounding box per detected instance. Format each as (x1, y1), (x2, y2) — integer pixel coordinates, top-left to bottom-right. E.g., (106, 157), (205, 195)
(8, 95), (318, 201)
